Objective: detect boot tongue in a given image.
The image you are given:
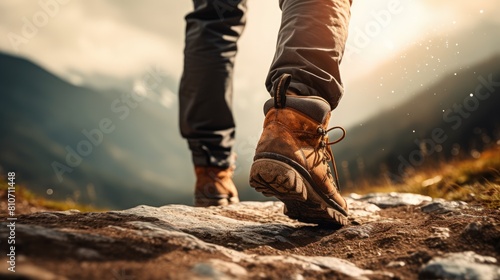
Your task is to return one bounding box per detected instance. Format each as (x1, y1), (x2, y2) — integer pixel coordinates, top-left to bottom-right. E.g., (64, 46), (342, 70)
(263, 96), (331, 123)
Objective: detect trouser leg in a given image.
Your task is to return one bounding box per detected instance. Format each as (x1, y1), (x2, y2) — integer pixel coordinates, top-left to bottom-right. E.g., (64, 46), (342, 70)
(266, 0), (352, 110)
(179, 0), (247, 168)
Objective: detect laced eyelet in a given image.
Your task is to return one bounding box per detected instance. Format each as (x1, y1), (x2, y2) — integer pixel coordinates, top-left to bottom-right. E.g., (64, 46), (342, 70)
(325, 126), (346, 145)
(318, 126), (346, 192)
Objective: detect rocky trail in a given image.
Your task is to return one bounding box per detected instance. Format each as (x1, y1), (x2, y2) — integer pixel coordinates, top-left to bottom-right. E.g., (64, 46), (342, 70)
(1, 192), (499, 280)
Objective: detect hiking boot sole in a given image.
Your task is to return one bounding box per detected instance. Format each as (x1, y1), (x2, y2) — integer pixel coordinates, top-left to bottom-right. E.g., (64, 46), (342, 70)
(250, 157), (348, 226)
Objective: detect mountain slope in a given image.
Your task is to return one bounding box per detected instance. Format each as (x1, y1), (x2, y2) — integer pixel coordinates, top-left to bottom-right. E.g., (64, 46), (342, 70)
(339, 22), (500, 128)
(0, 53), (193, 208)
(334, 55), (500, 186)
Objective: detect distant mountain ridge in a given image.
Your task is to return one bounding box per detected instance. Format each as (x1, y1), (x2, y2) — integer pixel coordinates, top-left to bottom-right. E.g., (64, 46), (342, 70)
(334, 55), (500, 187)
(0, 52), (194, 208)
(338, 22), (500, 128)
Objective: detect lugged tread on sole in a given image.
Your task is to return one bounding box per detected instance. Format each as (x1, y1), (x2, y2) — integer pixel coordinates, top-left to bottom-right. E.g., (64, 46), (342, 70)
(250, 161), (307, 201)
(250, 158), (348, 226)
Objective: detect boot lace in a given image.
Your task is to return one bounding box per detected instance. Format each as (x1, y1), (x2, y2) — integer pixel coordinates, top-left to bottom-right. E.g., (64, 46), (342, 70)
(317, 126), (346, 192)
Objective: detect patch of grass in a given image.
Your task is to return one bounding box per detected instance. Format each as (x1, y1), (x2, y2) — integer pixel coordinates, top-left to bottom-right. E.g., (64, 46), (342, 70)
(0, 182), (103, 212)
(354, 146), (500, 208)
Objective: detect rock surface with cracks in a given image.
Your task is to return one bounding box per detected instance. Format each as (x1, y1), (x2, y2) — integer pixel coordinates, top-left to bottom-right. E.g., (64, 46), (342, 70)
(0, 192), (498, 279)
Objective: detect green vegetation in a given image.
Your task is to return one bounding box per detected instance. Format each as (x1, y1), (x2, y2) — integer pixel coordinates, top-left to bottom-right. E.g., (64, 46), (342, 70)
(0, 182), (103, 213)
(2, 148), (498, 213)
(354, 147), (500, 208)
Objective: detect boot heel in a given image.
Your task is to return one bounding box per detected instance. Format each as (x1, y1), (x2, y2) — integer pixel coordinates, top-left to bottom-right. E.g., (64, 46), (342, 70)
(250, 158), (348, 226)
(249, 159), (308, 201)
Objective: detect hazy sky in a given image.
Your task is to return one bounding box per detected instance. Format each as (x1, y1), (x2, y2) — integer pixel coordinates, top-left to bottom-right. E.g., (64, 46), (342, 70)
(1, 0), (499, 132)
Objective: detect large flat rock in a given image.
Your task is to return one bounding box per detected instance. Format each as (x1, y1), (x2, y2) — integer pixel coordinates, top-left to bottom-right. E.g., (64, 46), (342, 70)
(0, 193), (498, 279)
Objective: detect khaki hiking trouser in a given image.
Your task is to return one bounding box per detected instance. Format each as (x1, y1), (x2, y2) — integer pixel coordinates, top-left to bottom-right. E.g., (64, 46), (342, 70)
(179, 0), (352, 167)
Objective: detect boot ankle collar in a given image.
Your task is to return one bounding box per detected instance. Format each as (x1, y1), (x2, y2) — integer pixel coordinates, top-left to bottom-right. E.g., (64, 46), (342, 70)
(263, 96), (331, 123)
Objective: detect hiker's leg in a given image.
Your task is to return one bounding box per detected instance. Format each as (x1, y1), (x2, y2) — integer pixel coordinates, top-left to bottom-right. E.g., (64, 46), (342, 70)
(250, 0), (352, 225)
(266, 0), (352, 110)
(179, 0), (247, 168)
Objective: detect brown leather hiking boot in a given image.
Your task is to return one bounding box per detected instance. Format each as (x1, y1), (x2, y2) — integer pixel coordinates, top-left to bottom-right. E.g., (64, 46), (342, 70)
(194, 166), (240, 207)
(249, 76), (348, 226)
